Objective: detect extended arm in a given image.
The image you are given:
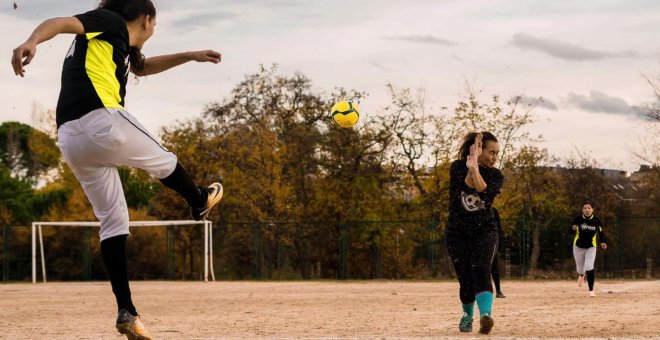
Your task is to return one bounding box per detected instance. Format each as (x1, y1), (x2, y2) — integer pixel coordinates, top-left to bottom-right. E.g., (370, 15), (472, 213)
(598, 225), (607, 249)
(570, 216), (580, 233)
(132, 50), (221, 76)
(12, 17), (84, 77)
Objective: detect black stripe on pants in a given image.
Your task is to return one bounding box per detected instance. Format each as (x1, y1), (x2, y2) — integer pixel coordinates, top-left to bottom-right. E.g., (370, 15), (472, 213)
(446, 225), (498, 304)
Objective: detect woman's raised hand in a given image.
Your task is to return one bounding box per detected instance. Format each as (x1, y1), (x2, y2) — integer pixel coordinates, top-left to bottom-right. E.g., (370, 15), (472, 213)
(12, 40), (37, 77)
(189, 50), (221, 64)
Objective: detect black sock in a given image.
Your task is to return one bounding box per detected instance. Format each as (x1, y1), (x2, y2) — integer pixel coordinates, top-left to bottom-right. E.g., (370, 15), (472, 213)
(101, 234), (137, 316)
(586, 270), (595, 291)
(160, 163), (206, 207)
(491, 257), (501, 292)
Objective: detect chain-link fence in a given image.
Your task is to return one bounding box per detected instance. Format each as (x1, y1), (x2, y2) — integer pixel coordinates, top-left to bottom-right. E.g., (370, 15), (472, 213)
(211, 221), (446, 280)
(2, 217), (658, 281)
(507, 217), (659, 279)
(0, 224), (201, 281)
(212, 218), (658, 280)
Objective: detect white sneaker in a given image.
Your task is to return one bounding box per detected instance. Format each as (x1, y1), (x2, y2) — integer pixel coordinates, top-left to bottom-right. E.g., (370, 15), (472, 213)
(589, 291), (596, 297)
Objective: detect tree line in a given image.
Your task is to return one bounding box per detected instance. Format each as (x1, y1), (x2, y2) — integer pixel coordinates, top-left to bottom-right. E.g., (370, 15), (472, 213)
(1, 65), (659, 280)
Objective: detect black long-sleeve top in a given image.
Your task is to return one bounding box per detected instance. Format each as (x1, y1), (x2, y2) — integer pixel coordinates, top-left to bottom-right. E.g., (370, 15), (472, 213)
(448, 159), (504, 230)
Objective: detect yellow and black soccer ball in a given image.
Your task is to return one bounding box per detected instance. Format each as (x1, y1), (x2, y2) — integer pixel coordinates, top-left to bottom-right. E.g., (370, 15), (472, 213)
(330, 101), (360, 128)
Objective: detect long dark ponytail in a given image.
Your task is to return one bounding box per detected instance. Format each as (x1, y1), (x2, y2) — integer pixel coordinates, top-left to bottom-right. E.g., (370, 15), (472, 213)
(98, 0), (156, 72)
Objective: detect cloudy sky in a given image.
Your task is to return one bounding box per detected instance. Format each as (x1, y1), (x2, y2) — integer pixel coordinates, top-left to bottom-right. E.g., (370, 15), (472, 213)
(1, 0), (659, 171)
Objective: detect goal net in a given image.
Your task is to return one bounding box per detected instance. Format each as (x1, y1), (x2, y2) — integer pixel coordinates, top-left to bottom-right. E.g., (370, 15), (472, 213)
(31, 220), (215, 283)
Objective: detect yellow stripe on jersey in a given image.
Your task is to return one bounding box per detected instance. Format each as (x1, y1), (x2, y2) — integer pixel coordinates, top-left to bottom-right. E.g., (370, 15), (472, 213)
(574, 229), (579, 245)
(86, 32), (103, 40)
(592, 234), (597, 247)
(593, 226), (603, 247)
(85, 38), (123, 109)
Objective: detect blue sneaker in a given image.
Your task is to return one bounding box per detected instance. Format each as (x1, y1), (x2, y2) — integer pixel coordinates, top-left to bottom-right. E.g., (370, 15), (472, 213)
(459, 312), (473, 332)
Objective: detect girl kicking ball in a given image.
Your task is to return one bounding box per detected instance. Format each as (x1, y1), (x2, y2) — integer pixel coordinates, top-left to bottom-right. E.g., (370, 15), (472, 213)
(12, 1), (224, 338)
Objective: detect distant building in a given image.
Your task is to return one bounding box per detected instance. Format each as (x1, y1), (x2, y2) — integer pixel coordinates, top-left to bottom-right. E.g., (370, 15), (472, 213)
(598, 168), (628, 180)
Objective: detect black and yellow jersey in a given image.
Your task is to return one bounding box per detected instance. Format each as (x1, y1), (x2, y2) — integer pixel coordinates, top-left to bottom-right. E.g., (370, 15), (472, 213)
(56, 9), (129, 128)
(570, 215), (605, 248)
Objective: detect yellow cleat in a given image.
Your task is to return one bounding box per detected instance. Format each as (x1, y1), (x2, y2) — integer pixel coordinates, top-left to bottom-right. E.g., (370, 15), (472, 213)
(116, 309), (153, 340)
(191, 182), (223, 221)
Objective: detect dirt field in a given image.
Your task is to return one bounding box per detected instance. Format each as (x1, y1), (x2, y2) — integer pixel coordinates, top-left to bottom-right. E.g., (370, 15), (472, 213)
(1, 280), (658, 339)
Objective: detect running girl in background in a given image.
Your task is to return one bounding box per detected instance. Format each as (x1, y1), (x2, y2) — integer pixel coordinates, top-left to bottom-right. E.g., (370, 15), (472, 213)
(571, 201), (607, 297)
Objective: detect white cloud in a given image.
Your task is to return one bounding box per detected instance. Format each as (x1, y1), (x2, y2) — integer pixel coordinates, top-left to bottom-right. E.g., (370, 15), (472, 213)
(171, 11), (239, 32)
(384, 35), (456, 46)
(566, 91), (634, 116)
(511, 33), (641, 61)
(514, 95), (558, 111)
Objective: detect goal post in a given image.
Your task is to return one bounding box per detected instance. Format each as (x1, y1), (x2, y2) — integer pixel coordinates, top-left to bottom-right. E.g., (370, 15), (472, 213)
(31, 220), (215, 283)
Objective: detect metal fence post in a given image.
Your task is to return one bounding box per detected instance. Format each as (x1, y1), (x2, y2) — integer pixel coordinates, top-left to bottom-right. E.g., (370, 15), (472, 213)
(616, 217), (622, 278)
(427, 221), (438, 278)
(339, 223), (348, 280)
(2, 225), (8, 282)
(505, 247), (511, 279)
(167, 226), (174, 279)
(82, 228), (91, 280)
(369, 227), (380, 279)
(518, 216), (527, 277)
(252, 223), (261, 280)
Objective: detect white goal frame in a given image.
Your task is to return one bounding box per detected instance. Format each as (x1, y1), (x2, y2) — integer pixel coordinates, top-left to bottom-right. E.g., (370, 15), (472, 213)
(31, 220), (215, 283)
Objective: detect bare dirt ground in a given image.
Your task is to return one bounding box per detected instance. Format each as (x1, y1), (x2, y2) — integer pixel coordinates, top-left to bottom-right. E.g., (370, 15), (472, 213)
(1, 280), (658, 339)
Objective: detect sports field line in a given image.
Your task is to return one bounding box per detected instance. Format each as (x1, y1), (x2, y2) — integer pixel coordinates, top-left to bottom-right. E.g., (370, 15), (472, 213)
(599, 279), (660, 294)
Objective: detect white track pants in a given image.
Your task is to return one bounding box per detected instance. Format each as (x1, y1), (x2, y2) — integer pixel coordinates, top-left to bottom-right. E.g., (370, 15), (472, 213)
(573, 245), (596, 275)
(57, 108), (177, 241)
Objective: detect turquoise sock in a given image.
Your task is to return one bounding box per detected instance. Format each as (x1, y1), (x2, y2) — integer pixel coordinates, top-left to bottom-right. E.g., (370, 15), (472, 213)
(462, 302), (474, 317)
(475, 291), (494, 316)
